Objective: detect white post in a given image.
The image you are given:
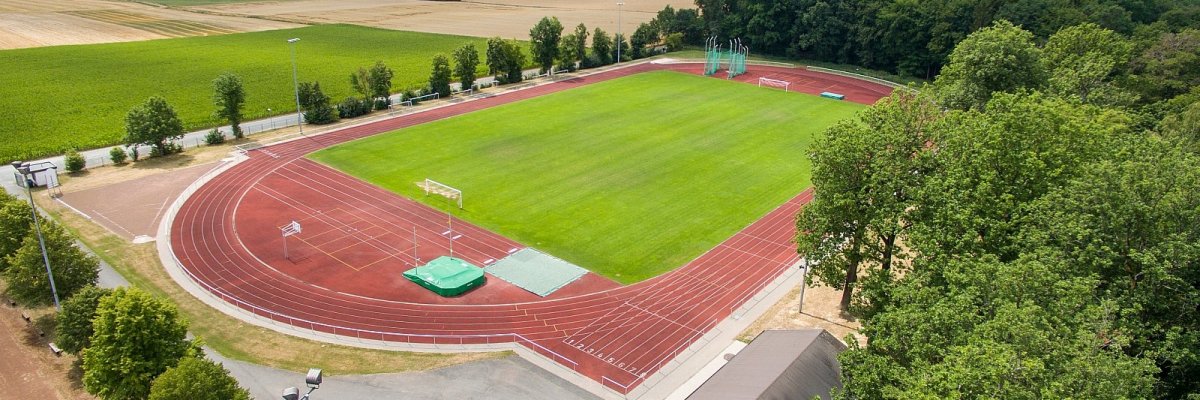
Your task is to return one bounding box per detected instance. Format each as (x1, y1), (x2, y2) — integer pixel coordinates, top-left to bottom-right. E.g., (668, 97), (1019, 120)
(288, 38), (303, 135)
(616, 2), (624, 64)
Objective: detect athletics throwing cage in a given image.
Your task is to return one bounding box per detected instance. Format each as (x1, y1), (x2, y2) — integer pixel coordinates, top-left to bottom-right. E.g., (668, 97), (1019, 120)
(703, 36), (749, 79)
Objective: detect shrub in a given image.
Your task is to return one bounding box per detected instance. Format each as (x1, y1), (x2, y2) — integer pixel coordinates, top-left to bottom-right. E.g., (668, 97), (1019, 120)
(128, 147), (139, 162)
(204, 129), (225, 145)
(373, 97), (390, 111)
(64, 149), (86, 173)
(337, 97), (372, 119)
(108, 147), (127, 164)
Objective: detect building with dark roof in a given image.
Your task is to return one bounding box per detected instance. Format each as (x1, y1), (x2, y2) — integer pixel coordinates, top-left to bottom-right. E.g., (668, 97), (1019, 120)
(687, 329), (846, 400)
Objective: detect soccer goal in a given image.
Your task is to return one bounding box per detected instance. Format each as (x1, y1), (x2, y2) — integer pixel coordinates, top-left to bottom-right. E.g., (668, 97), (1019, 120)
(421, 178), (462, 209)
(758, 77), (791, 92)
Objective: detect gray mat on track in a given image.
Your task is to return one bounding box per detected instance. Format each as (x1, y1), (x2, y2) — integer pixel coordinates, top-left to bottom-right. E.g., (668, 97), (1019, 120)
(485, 248), (587, 297)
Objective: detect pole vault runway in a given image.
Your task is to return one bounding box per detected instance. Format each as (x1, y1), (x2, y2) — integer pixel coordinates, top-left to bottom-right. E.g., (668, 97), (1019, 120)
(167, 62), (892, 394)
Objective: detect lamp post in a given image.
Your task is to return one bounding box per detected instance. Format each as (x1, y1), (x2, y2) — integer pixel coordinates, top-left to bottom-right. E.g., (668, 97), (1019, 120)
(10, 161), (60, 310)
(616, 2), (625, 64)
(282, 368), (322, 400)
(287, 38), (303, 135)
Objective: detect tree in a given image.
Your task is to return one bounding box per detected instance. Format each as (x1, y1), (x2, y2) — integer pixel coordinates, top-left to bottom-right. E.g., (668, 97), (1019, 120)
(83, 287), (190, 400)
(55, 285), (112, 355)
(1130, 29), (1200, 103)
(796, 92), (940, 314)
(367, 61), (393, 102)
(934, 20), (1048, 110)
(212, 73), (246, 139)
(557, 33), (579, 70)
(613, 33), (630, 62)
(630, 22), (658, 59)
(296, 82), (336, 124)
(4, 220), (99, 307)
(1044, 23), (1134, 105)
(149, 357), (250, 400)
(573, 23), (589, 65)
(0, 195), (32, 272)
(529, 16), (564, 73)
(429, 54), (453, 98)
(592, 28), (613, 65)
(64, 148), (85, 173)
(453, 43), (480, 91)
(485, 37), (525, 84)
(124, 96), (184, 156)
(349, 66), (371, 99)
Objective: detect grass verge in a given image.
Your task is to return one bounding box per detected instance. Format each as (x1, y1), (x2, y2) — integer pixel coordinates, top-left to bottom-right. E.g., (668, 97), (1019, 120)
(311, 70), (863, 283)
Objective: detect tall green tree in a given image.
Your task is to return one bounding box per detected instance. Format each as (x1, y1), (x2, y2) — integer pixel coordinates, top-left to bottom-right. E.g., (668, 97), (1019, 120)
(124, 96), (184, 156)
(4, 221), (99, 307)
(452, 43), (480, 91)
(934, 20), (1048, 110)
(83, 287), (190, 400)
(592, 28), (613, 65)
(1130, 29), (1200, 103)
(1020, 137), (1200, 398)
(0, 194), (33, 272)
(796, 92), (940, 313)
(211, 73), (246, 139)
(429, 54), (453, 98)
(557, 33), (579, 69)
(148, 356), (250, 400)
(55, 285), (112, 355)
(1044, 23), (1135, 105)
(630, 22), (659, 59)
(529, 16), (564, 73)
(573, 23), (589, 64)
(367, 61), (394, 103)
(485, 37), (525, 84)
(613, 33), (629, 62)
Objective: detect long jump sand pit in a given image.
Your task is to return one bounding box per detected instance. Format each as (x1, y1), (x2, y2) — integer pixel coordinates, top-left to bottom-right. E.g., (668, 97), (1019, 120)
(192, 0), (694, 41)
(0, 0), (299, 50)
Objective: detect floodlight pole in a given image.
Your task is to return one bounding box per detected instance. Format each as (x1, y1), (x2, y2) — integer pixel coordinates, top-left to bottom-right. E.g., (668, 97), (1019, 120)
(287, 38), (303, 135)
(10, 161), (60, 311)
(616, 2), (625, 64)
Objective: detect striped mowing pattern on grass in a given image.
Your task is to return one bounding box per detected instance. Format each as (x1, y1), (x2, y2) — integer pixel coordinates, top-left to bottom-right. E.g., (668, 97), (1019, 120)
(310, 71), (864, 284)
(0, 24), (508, 162)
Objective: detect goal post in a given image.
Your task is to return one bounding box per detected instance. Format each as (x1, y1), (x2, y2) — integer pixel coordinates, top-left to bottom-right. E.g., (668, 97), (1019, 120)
(421, 178), (463, 209)
(758, 77), (791, 92)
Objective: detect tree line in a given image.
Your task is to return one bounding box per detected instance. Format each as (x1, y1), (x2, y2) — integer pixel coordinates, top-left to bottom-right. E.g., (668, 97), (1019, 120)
(686, 0), (1200, 80)
(796, 19), (1199, 399)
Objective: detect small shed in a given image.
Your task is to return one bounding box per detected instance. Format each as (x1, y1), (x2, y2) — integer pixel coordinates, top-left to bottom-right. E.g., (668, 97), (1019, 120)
(12, 161), (58, 188)
(687, 329), (847, 400)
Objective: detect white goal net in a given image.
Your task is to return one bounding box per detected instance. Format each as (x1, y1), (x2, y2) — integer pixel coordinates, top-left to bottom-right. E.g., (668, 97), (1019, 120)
(419, 178), (462, 209)
(758, 77), (791, 92)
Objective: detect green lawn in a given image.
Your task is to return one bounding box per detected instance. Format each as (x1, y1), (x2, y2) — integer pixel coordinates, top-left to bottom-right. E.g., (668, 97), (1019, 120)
(311, 71), (864, 284)
(0, 24), (509, 162)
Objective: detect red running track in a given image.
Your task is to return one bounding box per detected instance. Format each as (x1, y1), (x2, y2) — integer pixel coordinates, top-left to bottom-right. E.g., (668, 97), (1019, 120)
(168, 62), (892, 393)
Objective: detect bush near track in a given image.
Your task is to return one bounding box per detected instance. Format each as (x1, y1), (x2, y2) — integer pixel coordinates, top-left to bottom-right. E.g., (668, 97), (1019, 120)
(0, 24), (511, 162)
(311, 71), (864, 283)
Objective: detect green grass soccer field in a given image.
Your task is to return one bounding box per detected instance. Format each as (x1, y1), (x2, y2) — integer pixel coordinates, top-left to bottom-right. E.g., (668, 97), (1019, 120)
(311, 71), (864, 284)
(0, 24), (507, 162)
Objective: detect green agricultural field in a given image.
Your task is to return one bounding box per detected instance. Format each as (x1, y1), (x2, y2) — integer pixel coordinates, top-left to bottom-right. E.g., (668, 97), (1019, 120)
(0, 24), (508, 162)
(311, 71), (864, 283)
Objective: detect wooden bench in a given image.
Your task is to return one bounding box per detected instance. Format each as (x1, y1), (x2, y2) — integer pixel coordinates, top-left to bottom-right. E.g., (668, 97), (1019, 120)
(20, 312), (30, 323)
(48, 342), (63, 356)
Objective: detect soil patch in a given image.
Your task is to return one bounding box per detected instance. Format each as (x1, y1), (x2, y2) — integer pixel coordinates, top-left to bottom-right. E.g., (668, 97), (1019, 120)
(0, 0), (299, 50)
(60, 162), (219, 240)
(193, 0), (692, 40)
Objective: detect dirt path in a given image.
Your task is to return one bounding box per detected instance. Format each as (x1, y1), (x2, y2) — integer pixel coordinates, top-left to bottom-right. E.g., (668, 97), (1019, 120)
(193, 0), (692, 40)
(0, 305), (90, 400)
(0, 0), (299, 50)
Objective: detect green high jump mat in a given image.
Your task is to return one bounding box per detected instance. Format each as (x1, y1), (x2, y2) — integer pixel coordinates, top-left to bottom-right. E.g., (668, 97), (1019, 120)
(403, 256), (485, 297)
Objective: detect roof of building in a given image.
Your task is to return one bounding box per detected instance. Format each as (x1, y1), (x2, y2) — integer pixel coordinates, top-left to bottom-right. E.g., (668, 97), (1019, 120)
(687, 329), (847, 400)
